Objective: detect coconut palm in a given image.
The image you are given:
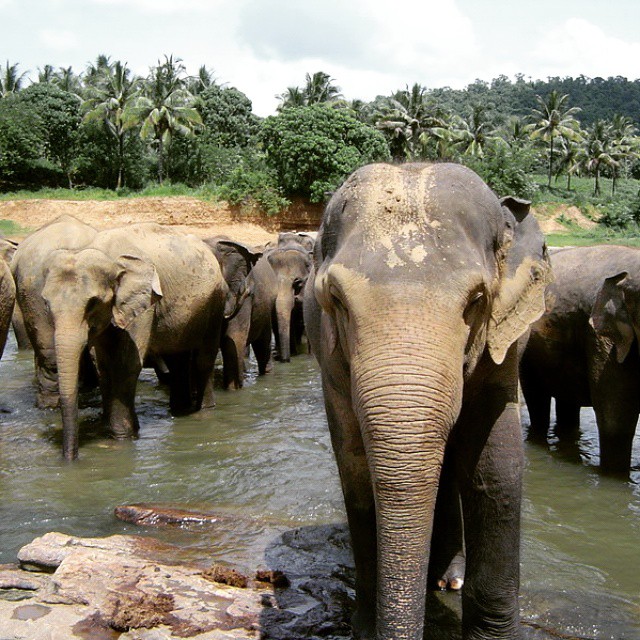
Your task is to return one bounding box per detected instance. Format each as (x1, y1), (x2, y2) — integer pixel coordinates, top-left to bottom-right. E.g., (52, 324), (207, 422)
(447, 104), (503, 158)
(84, 54), (113, 89)
(188, 65), (216, 96)
(37, 64), (56, 84)
(529, 90), (582, 187)
(581, 120), (617, 196)
(555, 135), (583, 190)
(83, 60), (141, 189)
(1, 60), (29, 96)
(130, 55), (202, 182)
(609, 114), (638, 194)
(303, 71), (342, 105)
(275, 86), (306, 111)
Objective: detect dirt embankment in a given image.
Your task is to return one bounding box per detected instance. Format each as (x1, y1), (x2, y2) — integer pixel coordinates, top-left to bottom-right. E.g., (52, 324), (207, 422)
(0, 197), (325, 245)
(0, 196), (594, 242)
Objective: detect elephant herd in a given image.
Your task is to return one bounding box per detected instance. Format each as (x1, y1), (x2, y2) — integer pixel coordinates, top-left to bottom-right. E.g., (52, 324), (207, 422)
(0, 216), (314, 460)
(0, 161), (639, 640)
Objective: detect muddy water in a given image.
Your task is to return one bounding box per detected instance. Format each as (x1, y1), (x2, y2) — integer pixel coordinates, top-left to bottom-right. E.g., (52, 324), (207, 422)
(0, 331), (639, 637)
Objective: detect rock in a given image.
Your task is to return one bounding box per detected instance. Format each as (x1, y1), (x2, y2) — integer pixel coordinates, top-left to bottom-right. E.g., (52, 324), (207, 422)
(114, 503), (232, 527)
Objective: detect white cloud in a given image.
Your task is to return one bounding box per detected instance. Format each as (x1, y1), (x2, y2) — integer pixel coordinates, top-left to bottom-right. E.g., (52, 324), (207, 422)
(531, 18), (640, 79)
(39, 29), (79, 51)
(89, 0), (222, 12)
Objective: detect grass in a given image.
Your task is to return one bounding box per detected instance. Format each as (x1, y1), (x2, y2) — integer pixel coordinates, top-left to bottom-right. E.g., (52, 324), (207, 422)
(0, 219), (29, 236)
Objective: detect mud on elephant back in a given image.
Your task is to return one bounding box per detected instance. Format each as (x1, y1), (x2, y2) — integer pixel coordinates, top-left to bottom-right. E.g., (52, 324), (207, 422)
(304, 162), (552, 640)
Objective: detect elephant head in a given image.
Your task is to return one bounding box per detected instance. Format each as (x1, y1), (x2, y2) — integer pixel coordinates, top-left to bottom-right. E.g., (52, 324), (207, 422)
(204, 238), (262, 320)
(305, 162), (551, 639)
(590, 270), (640, 363)
(267, 244), (311, 362)
(41, 248), (162, 460)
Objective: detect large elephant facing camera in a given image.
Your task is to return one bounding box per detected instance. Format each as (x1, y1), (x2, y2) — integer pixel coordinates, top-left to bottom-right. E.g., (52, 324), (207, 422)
(15, 221), (227, 460)
(520, 244), (640, 473)
(304, 163), (551, 640)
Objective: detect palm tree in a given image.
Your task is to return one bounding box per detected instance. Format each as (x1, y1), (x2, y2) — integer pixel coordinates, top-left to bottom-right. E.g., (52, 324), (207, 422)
(529, 90), (582, 187)
(555, 135), (583, 190)
(37, 64), (56, 83)
(131, 55), (202, 182)
(276, 86), (306, 111)
(581, 120), (617, 196)
(54, 66), (82, 94)
(447, 104), (502, 158)
(83, 60), (141, 189)
(188, 65), (216, 96)
(1, 60), (29, 96)
(303, 71), (342, 105)
(84, 54), (112, 89)
(609, 114), (638, 194)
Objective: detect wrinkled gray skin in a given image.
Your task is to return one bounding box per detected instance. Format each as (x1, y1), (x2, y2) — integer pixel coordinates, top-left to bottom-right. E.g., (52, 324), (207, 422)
(204, 237), (277, 389)
(0, 258), (16, 361)
(268, 243), (311, 362)
(304, 163), (551, 640)
(0, 237), (29, 350)
(520, 244), (640, 474)
(11, 215), (99, 408)
(17, 222), (227, 460)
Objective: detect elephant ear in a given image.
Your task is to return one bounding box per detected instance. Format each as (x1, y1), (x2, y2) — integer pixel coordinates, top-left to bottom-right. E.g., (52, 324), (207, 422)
(487, 197), (553, 365)
(590, 272), (634, 363)
(112, 255), (163, 330)
(215, 240), (262, 319)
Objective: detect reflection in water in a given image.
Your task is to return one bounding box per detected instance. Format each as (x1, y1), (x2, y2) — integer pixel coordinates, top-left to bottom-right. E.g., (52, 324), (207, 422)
(0, 332), (639, 635)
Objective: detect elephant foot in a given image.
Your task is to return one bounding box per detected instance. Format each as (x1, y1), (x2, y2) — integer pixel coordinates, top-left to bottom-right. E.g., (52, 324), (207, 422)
(436, 553), (465, 591)
(351, 606), (375, 640)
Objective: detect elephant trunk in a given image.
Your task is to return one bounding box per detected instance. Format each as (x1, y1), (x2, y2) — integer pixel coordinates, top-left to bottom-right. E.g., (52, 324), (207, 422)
(275, 287), (294, 362)
(353, 319), (464, 640)
(55, 322), (89, 461)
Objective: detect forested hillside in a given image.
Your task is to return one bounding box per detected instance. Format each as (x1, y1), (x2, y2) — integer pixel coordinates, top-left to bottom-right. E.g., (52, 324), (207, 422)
(1, 57), (640, 233)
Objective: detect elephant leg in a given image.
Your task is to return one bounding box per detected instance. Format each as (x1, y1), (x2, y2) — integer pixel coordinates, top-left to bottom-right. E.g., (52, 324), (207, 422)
(456, 378), (522, 638)
(12, 305), (31, 350)
(428, 446), (464, 591)
(593, 399), (638, 474)
(590, 355), (640, 474)
(322, 372), (376, 639)
(94, 334), (141, 438)
(221, 334), (241, 390)
(191, 345), (218, 411)
(519, 364), (550, 440)
(554, 397), (581, 438)
(252, 325), (273, 376)
(164, 352), (195, 415)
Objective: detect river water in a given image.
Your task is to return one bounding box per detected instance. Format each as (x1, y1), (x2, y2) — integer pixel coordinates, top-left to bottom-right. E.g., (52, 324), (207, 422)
(0, 332), (639, 638)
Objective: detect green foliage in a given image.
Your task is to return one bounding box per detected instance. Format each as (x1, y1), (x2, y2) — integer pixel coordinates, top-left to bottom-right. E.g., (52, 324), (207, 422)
(197, 85), (260, 148)
(261, 105), (390, 202)
(14, 83), (82, 186)
(0, 93), (45, 182)
(462, 145), (538, 199)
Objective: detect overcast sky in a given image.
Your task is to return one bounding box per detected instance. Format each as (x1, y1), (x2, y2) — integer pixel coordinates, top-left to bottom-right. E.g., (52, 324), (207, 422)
(3, 0), (640, 117)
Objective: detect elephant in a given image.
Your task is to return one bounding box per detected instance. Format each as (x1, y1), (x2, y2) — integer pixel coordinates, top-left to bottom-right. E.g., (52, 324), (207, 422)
(0, 237), (29, 350)
(520, 244), (640, 474)
(277, 231), (316, 253)
(12, 215), (99, 408)
(204, 237), (277, 389)
(303, 162), (551, 640)
(0, 258), (16, 361)
(267, 241), (312, 362)
(18, 221), (227, 460)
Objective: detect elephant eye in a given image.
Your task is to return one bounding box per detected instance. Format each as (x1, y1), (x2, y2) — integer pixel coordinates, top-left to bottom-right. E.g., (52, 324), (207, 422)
(293, 277), (306, 294)
(463, 285), (488, 326)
